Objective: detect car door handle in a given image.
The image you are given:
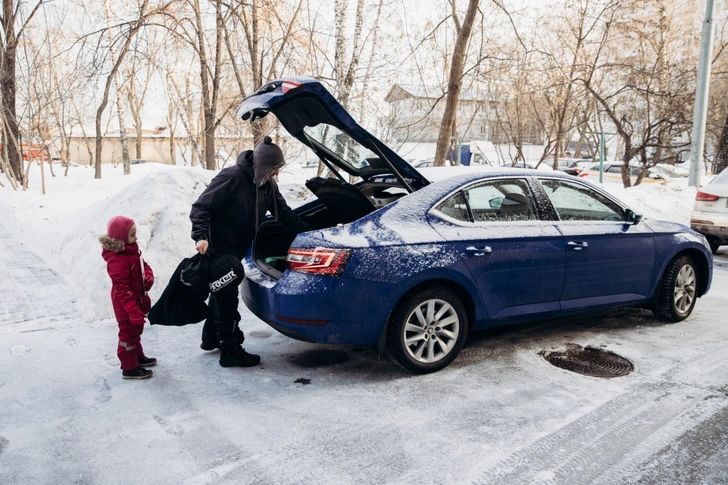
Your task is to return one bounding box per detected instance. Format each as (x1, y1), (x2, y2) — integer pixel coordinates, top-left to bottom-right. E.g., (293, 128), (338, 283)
(567, 241), (589, 251)
(465, 246), (492, 256)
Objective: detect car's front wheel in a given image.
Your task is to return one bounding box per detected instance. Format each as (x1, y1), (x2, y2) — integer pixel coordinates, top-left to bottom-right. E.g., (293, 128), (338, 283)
(387, 287), (468, 374)
(654, 255), (698, 322)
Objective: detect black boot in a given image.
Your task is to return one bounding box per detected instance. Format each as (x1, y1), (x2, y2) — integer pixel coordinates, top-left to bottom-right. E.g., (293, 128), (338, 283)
(219, 341), (261, 368)
(200, 317), (220, 351)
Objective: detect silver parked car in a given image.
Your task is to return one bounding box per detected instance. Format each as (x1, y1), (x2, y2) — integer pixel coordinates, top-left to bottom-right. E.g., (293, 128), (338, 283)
(691, 168), (728, 253)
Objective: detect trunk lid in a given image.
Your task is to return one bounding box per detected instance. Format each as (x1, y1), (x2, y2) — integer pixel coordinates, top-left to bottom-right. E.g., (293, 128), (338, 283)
(235, 76), (429, 191)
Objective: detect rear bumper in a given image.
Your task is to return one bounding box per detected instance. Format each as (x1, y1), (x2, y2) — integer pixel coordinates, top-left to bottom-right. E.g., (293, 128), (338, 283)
(241, 263), (400, 345)
(691, 210), (728, 243)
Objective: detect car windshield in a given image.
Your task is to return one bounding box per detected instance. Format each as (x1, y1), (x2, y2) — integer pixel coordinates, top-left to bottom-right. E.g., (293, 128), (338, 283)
(303, 124), (377, 171)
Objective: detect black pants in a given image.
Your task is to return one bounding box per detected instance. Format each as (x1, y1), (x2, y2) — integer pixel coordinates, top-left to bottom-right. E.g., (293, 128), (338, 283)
(201, 283), (244, 344)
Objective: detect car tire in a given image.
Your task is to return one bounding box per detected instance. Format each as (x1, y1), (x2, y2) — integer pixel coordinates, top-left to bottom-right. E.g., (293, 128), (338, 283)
(709, 240), (721, 254)
(387, 286), (468, 374)
(654, 255), (698, 322)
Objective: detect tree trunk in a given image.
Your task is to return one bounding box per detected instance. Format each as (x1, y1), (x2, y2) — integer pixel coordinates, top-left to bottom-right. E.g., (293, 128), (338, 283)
(105, 0), (131, 174)
(1, 0), (22, 183)
(434, 0), (479, 166)
(715, 112), (728, 175)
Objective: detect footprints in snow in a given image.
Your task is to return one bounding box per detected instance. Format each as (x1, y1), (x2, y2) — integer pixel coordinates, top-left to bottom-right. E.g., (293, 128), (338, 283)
(7, 335), (78, 357)
(9, 344), (30, 357)
(154, 415), (184, 436)
(96, 378), (112, 404)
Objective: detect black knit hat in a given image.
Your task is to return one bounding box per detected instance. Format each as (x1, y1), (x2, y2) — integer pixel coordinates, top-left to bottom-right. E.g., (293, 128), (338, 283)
(253, 136), (285, 186)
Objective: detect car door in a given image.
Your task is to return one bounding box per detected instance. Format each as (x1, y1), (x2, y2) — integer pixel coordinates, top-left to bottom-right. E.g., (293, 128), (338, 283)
(429, 177), (566, 321)
(536, 177), (656, 310)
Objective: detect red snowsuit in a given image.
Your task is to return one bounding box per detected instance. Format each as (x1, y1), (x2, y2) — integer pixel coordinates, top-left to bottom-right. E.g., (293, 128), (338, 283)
(100, 236), (154, 370)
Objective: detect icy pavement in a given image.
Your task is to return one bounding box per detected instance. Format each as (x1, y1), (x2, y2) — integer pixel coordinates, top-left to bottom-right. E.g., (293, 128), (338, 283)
(1, 224), (728, 484)
(0, 223), (79, 332)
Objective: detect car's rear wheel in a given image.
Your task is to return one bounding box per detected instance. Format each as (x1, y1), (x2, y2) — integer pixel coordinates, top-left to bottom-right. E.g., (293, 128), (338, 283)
(654, 255), (698, 322)
(387, 287), (468, 374)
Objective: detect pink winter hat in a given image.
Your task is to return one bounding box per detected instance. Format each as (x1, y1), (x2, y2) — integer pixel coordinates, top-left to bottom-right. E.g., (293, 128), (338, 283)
(107, 216), (135, 242)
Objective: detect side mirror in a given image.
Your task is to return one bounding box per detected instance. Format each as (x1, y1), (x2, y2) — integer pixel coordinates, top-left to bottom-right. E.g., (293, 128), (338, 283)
(625, 208), (643, 225)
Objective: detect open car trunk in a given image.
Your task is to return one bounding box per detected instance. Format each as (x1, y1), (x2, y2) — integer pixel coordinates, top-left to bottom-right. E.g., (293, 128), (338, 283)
(252, 174), (409, 279)
(237, 77), (429, 279)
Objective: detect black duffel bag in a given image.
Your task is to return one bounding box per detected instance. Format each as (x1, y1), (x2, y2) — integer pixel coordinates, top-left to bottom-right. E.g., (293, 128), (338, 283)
(148, 254), (209, 326)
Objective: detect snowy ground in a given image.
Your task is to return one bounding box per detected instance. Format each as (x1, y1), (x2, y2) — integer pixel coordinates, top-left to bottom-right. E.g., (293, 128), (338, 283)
(1, 162), (727, 484)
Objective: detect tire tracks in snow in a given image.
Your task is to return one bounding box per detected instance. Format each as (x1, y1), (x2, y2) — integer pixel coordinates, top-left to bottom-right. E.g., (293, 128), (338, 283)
(473, 342), (728, 485)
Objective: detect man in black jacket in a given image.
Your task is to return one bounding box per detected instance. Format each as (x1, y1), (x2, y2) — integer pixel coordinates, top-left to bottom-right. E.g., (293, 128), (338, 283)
(190, 136), (309, 367)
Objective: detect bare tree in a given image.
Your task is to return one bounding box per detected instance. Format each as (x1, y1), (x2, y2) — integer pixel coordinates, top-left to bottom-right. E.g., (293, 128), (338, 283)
(581, 0), (696, 186)
(433, 0), (479, 167)
(1, 0), (44, 184)
(92, 0), (172, 178)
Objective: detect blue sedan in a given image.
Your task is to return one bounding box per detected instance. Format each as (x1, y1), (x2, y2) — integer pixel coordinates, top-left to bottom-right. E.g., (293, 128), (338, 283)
(235, 78), (713, 374)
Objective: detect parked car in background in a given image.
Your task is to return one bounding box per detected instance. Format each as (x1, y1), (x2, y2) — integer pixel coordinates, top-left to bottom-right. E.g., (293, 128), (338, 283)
(234, 76), (714, 374)
(648, 163), (689, 180)
(130, 159), (150, 165)
(541, 158), (591, 176)
(579, 161), (663, 184)
(691, 168), (728, 254)
(412, 158), (435, 168)
(500, 160), (538, 170)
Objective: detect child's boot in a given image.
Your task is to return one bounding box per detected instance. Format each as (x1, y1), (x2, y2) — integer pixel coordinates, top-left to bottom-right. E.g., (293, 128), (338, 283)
(122, 366), (153, 379)
(138, 356), (157, 367)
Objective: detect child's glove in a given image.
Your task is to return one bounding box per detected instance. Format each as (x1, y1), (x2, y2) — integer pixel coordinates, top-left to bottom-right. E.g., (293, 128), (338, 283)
(130, 311), (146, 326)
(144, 275), (154, 291)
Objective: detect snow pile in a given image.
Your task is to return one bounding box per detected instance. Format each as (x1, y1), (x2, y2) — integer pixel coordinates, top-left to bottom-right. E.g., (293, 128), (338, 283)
(0, 163), (697, 323)
(0, 162), (313, 323)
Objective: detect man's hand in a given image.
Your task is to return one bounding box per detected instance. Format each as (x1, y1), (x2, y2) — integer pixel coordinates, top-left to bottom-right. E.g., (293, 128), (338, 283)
(196, 240), (209, 255)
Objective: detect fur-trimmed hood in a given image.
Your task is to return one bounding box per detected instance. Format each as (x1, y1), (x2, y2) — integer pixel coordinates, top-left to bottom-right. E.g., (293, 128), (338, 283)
(99, 234), (127, 253)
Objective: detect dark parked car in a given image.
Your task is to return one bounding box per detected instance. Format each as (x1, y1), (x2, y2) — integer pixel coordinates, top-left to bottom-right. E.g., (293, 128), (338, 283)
(234, 77), (713, 374)
(542, 158), (590, 176)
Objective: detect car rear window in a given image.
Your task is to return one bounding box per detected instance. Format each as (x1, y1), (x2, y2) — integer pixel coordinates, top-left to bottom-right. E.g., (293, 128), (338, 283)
(712, 168), (728, 184)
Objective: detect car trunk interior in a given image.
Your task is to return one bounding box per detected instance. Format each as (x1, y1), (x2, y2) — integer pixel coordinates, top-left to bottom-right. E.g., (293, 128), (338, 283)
(252, 173), (409, 279)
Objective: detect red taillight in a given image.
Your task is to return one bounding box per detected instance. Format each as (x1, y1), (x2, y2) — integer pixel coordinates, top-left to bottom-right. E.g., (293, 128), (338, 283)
(695, 191), (719, 201)
(286, 248), (351, 276)
(578, 171), (589, 178)
(281, 80), (302, 94)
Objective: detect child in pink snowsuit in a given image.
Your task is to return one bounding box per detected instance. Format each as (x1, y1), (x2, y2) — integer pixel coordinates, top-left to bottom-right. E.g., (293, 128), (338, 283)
(99, 216), (156, 379)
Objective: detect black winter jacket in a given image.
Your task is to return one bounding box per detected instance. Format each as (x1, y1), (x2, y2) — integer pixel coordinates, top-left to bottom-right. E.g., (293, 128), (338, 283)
(190, 151), (308, 259)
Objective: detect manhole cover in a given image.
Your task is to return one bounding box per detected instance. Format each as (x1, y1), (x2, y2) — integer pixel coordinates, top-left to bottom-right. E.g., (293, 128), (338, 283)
(540, 344), (633, 378)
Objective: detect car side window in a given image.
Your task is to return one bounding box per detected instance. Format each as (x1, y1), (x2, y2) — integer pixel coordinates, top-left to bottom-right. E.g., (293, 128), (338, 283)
(466, 179), (537, 222)
(538, 179), (624, 221)
(436, 190), (471, 222)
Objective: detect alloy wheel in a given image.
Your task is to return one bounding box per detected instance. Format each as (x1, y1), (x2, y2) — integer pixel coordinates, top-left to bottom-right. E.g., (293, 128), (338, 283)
(403, 298), (460, 364)
(673, 264), (696, 315)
